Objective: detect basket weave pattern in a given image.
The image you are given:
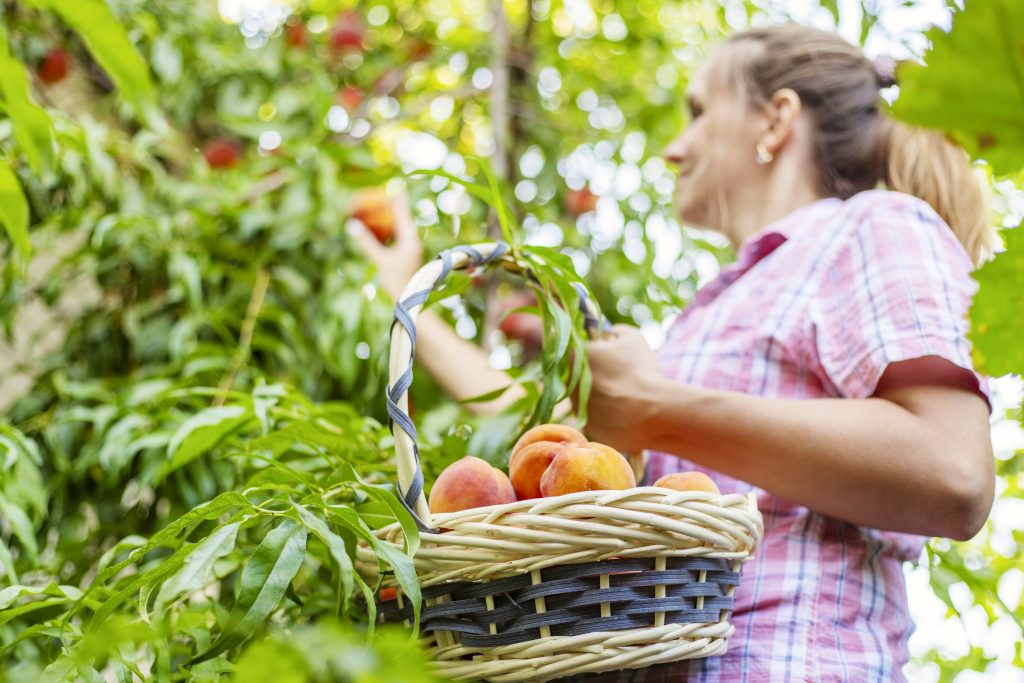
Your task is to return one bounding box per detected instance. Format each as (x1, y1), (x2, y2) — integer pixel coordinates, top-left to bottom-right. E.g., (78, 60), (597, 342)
(380, 556), (740, 647)
(362, 242), (763, 682)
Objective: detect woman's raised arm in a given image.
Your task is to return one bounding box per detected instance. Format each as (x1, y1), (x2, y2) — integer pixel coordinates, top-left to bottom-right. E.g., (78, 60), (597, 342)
(349, 194), (525, 416)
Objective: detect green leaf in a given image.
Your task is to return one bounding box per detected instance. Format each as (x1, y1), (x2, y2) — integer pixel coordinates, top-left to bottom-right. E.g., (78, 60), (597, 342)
(0, 583), (83, 610)
(0, 26), (55, 173)
(0, 536), (18, 585)
(358, 484), (421, 557)
(91, 537), (202, 625)
(0, 584), (84, 627)
(328, 506), (421, 633)
(38, 654), (78, 683)
(192, 518), (308, 664)
(162, 405), (252, 479)
(479, 159), (517, 244)
(0, 160), (30, 262)
(0, 596), (77, 626)
(231, 637), (308, 683)
(83, 492), (251, 603)
(892, 0), (1024, 176)
(24, 0), (157, 119)
(405, 169), (495, 205)
(0, 491), (37, 563)
(292, 504), (355, 618)
(969, 225), (1024, 376)
(154, 522), (240, 615)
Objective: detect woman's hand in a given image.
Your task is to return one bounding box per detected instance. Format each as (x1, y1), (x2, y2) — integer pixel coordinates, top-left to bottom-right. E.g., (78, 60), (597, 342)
(578, 324), (667, 453)
(348, 191), (423, 301)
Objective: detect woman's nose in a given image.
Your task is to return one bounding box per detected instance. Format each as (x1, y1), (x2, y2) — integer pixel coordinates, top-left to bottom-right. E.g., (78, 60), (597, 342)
(662, 133), (686, 165)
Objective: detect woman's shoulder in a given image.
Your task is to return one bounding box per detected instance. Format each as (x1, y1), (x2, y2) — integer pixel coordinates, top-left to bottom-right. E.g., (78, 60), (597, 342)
(839, 189), (943, 227)
(826, 189), (971, 266)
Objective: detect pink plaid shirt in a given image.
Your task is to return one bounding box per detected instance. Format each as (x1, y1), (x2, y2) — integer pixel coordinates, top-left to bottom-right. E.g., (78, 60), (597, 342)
(625, 190), (986, 682)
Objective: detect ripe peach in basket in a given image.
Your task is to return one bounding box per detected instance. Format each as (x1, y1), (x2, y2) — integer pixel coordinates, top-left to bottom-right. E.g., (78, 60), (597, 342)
(653, 471), (720, 495)
(508, 424), (587, 499)
(539, 442), (636, 497)
(428, 456), (517, 514)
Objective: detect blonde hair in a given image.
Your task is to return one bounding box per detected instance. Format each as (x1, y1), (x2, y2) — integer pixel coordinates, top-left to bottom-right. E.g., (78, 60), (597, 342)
(719, 24), (994, 265)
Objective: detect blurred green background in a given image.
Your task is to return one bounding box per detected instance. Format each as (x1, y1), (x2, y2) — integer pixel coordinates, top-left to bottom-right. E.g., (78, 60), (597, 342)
(0, 0), (1021, 681)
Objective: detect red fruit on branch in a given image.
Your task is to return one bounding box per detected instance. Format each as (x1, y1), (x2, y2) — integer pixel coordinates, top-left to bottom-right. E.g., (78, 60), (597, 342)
(202, 139), (241, 169)
(565, 187), (599, 216)
(284, 21), (308, 49)
(37, 48), (71, 85)
(329, 10), (364, 54)
(498, 291), (544, 350)
(406, 39), (433, 61)
(336, 85), (364, 111)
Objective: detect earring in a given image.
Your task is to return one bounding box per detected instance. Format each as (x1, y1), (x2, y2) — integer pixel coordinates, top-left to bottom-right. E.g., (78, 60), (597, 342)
(756, 142), (774, 165)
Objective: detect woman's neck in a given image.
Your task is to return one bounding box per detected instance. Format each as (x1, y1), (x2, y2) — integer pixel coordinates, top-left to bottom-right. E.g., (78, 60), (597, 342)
(723, 174), (826, 249)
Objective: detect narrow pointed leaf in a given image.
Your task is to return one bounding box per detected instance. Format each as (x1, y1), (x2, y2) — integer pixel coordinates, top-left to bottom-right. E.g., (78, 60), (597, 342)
(191, 519), (307, 663)
(154, 522), (240, 615)
(0, 161), (30, 262)
(293, 504), (356, 617)
(0, 27), (54, 173)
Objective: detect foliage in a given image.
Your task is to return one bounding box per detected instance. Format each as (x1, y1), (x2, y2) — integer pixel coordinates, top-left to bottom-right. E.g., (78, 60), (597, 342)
(0, 0), (1021, 680)
(969, 227), (1024, 377)
(891, 0), (1024, 178)
(893, 0), (1024, 678)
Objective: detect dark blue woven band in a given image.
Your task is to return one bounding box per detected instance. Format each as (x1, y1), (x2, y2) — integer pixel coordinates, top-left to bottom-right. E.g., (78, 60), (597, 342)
(376, 555), (741, 647)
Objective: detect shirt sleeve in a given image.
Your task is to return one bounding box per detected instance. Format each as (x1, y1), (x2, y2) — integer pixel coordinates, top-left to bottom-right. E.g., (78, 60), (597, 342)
(809, 192), (989, 406)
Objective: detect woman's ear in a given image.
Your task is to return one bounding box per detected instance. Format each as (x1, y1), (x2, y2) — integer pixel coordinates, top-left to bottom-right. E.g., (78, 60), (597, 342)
(760, 88), (802, 156)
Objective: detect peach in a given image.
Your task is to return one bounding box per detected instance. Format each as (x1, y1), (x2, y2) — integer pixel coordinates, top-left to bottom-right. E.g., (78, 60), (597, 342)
(350, 188), (396, 243)
(653, 472), (720, 495)
(565, 187), (599, 216)
(539, 442), (636, 497)
(508, 424), (587, 500)
(511, 424), (587, 456)
(428, 456), (517, 514)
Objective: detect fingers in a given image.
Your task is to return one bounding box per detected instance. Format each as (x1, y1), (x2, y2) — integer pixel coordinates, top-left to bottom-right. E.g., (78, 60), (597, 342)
(392, 191), (420, 245)
(348, 219), (386, 263)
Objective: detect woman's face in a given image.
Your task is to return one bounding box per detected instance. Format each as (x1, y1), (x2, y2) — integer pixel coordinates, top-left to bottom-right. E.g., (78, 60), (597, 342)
(662, 52), (765, 233)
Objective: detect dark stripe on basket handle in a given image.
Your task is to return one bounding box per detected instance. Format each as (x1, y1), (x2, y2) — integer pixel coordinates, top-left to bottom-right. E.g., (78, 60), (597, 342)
(386, 241), (607, 531)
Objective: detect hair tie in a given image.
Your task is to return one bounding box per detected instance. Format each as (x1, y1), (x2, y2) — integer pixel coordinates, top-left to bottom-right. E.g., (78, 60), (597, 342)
(872, 55), (898, 88)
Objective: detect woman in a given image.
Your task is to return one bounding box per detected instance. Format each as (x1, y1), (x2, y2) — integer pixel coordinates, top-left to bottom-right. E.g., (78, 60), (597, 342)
(352, 24), (994, 683)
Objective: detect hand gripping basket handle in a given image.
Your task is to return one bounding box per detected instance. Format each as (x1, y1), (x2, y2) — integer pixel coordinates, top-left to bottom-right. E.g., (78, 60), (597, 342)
(386, 241), (608, 531)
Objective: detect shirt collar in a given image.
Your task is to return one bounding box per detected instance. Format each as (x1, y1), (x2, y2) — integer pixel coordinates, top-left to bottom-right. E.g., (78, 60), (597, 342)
(734, 197), (843, 268)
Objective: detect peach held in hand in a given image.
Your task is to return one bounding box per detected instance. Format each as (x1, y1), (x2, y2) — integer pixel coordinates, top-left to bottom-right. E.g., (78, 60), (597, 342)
(428, 456), (517, 514)
(653, 472), (721, 495)
(539, 442), (636, 497)
(508, 424), (587, 500)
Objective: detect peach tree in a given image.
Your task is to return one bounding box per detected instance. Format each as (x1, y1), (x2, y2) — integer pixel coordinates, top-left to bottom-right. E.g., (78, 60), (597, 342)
(0, 0), (1020, 681)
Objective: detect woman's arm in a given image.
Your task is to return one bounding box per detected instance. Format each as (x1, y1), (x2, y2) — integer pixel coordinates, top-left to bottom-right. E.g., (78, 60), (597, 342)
(349, 194), (524, 415)
(408, 309), (525, 415)
(582, 326), (994, 541)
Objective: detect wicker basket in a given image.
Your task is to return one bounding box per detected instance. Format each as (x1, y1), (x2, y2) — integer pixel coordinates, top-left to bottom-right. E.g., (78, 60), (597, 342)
(357, 242), (763, 682)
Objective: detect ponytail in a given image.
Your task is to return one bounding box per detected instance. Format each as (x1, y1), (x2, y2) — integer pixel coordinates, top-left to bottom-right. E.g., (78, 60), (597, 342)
(881, 118), (993, 266)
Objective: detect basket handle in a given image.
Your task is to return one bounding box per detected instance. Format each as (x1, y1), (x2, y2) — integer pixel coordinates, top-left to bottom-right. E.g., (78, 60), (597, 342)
(386, 241), (607, 531)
